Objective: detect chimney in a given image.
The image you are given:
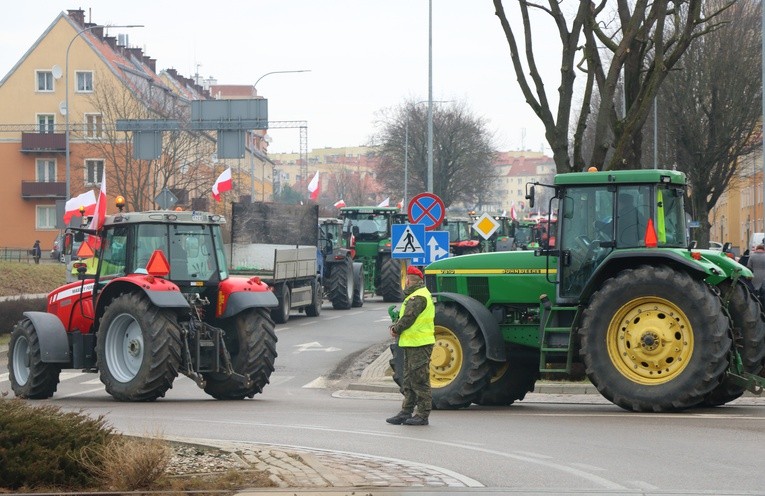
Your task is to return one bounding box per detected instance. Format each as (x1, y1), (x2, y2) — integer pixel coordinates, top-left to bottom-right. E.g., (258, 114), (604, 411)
(103, 36), (117, 50)
(90, 26), (104, 39)
(142, 56), (156, 73)
(67, 9), (85, 27)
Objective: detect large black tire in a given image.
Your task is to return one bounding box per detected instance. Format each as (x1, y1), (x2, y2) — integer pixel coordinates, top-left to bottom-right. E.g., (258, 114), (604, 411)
(431, 302), (491, 409)
(703, 281), (765, 406)
(305, 280), (322, 317)
(271, 284), (291, 323)
(204, 308), (277, 399)
(579, 265), (731, 412)
(329, 258), (353, 310)
(380, 257), (405, 303)
(474, 348), (540, 406)
(8, 318), (61, 399)
(97, 293), (182, 402)
(352, 263), (365, 308)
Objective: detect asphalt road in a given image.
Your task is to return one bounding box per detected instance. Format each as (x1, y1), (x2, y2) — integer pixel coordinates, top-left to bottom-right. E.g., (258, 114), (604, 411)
(2, 299), (765, 494)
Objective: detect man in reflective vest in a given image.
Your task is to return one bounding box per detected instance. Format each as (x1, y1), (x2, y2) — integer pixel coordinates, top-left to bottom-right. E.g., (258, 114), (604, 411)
(386, 265), (435, 426)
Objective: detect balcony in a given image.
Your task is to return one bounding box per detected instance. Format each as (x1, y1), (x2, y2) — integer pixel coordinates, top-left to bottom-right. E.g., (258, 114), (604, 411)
(21, 132), (66, 152)
(21, 181), (66, 199)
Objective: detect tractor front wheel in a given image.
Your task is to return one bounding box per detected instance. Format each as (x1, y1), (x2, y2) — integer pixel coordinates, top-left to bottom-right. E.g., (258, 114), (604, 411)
(329, 258), (353, 310)
(97, 293), (182, 402)
(380, 257), (405, 302)
(580, 265), (730, 412)
(703, 281), (765, 406)
(204, 308), (277, 399)
(8, 318), (61, 399)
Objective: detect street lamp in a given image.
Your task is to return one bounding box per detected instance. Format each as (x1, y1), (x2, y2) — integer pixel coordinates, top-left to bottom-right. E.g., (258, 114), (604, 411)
(250, 69), (311, 201)
(65, 23), (142, 201)
(404, 100), (451, 207)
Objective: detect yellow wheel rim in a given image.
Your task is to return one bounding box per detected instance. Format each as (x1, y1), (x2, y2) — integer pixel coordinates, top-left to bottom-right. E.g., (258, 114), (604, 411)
(431, 325), (463, 389)
(607, 296), (693, 385)
(488, 361), (509, 384)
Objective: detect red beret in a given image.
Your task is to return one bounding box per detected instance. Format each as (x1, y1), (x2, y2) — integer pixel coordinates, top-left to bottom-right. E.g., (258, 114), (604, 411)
(407, 265), (424, 279)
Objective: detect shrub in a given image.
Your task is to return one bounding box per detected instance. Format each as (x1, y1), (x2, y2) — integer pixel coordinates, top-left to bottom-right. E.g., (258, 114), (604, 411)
(0, 399), (114, 490)
(77, 436), (171, 491)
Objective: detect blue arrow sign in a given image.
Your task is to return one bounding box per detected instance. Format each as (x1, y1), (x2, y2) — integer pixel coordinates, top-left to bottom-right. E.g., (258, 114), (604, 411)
(425, 231), (450, 264)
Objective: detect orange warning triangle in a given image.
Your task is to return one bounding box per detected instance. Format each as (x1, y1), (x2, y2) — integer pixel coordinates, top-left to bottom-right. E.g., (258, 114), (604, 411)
(146, 249), (170, 277)
(76, 241), (95, 259)
(644, 218), (658, 248)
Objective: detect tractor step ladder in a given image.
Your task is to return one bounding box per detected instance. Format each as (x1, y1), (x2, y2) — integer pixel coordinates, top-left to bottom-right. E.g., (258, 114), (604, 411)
(538, 295), (576, 374)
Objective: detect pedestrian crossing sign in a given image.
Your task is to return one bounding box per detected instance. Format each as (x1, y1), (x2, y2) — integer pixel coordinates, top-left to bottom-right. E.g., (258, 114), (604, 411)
(391, 224), (425, 258)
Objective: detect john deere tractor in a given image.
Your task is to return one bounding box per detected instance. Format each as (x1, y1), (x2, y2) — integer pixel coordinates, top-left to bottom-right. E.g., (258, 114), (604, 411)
(394, 169), (765, 412)
(338, 206), (407, 302)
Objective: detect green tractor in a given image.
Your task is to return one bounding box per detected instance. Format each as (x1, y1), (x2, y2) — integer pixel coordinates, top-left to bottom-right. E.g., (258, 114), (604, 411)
(395, 169), (765, 412)
(318, 218), (364, 309)
(338, 207), (407, 302)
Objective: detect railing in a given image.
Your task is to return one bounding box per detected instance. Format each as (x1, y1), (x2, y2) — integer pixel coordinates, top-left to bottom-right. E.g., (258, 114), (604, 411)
(21, 181), (66, 199)
(21, 132), (66, 152)
(0, 247), (36, 263)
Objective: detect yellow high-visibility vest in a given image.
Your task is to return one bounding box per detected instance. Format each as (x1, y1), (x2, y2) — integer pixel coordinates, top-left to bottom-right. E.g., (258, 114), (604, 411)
(398, 286), (435, 347)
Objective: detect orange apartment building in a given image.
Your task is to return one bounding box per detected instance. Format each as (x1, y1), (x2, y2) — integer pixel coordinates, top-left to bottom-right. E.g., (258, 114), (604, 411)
(0, 9), (271, 253)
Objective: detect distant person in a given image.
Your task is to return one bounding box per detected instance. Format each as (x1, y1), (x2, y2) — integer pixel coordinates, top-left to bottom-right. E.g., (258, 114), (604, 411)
(747, 244), (765, 301)
(739, 248), (750, 267)
(31, 240), (41, 264)
(386, 265), (435, 426)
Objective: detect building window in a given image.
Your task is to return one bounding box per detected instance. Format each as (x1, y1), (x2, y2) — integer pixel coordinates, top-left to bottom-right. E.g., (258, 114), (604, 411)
(85, 159), (104, 185)
(37, 114), (55, 133)
(76, 71), (93, 92)
(36, 159), (56, 182)
(36, 205), (57, 230)
(36, 71), (54, 92)
(85, 114), (103, 138)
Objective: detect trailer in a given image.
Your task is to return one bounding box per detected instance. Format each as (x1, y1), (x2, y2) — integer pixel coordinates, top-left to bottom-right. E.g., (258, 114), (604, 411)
(229, 202), (322, 323)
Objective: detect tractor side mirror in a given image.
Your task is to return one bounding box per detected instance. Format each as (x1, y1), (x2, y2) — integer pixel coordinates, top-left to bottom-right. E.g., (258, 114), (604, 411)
(563, 197), (574, 219)
(525, 185), (536, 209)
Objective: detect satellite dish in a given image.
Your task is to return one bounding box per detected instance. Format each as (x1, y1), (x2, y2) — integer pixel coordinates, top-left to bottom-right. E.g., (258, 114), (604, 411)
(58, 101), (67, 116)
(51, 65), (62, 79)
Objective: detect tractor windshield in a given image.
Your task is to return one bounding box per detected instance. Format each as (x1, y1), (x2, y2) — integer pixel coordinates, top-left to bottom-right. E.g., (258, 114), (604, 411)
(344, 214), (389, 241)
(446, 220), (470, 242)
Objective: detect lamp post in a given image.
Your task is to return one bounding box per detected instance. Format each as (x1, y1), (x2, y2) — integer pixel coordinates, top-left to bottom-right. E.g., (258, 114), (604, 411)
(427, 0), (434, 192)
(404, 100), (451, 208)
(250, 69), (311, 201)
(65, 23), (142, 201)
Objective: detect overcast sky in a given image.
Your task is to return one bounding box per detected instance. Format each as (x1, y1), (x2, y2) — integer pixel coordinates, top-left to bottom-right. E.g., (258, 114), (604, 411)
(0, 1), (562, 155)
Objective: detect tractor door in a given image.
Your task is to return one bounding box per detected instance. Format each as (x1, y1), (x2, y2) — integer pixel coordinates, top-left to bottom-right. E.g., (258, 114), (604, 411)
(558, 185), (615, 301)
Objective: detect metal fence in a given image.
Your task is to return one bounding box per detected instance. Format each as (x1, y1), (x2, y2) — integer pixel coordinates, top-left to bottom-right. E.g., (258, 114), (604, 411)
(0, 247), (47, 263)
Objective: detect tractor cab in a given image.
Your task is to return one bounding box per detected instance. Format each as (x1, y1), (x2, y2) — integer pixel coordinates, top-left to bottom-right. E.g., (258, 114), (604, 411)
(532, 170), (689, 301)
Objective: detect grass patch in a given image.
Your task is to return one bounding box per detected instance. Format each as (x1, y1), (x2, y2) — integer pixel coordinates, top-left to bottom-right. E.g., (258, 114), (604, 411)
(0, 261), (66, 298)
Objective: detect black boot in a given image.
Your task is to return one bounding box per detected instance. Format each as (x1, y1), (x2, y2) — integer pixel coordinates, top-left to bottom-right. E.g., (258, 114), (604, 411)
(403, 415), (429, 426)
(385, 411), (413, 425)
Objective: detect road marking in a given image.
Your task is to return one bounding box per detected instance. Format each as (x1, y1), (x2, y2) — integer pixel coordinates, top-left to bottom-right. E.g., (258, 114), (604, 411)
(293, 342), (341, 353)
(59, 387), (106, 398)
(302, 377), (338, 388)
(0, 373), (8, 383)
(628, 480), (660, 491)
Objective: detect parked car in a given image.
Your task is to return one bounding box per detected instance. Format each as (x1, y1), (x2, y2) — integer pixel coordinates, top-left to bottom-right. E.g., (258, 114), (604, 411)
(709, 241), (723, 251)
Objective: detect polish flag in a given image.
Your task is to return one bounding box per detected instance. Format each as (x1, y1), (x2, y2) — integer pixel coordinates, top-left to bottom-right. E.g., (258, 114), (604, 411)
(377, 197), (390, 207)
(88, 174), (107, 231)
(63, 190), (97, 225)
(212, 168), (232, 202)
(333, 199), (346, 208)
(510, 205), (517, 221)
(307, 171), (320, 200)
(396, 201), (403, 209)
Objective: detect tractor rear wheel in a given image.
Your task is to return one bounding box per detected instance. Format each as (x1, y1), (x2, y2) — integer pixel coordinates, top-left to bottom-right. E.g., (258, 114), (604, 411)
(703, 281), (765, 406)
(352, 263), (365, 307)
(204, 308), (277, 399)
(329, 258), (353, 310)
(380, 256), (405, 302)
(580, 265), (730, 412)
(97, 293), (182, 402)
(8, 318), (61, 399)
(475, 348), (540, 406)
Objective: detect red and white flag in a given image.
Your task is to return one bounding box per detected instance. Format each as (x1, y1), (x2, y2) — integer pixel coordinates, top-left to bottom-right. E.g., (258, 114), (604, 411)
(88, 174), (107, 231)
(307, 171), (320, 200)
(377, 197), (390, 207)
(510, 205), (517, 221)
(63, 190), (96, 224)
(396, 200), (403, 209)
(333, 199), (346, 208)
(212, 167), (232, 202)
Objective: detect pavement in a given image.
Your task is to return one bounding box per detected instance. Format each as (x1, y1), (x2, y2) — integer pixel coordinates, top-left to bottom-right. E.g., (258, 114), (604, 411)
(2, 342), (763, 495)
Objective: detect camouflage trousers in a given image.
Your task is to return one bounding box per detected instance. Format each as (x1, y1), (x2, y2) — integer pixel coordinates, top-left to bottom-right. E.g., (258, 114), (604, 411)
(401, 344), (433, 419)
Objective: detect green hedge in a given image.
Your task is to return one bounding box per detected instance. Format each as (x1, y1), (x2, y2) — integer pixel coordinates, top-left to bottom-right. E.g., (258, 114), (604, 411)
(0, 297), (46, 337)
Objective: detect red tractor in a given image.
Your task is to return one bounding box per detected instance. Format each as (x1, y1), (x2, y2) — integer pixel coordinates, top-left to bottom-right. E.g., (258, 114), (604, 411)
(7, 199), (279, 401)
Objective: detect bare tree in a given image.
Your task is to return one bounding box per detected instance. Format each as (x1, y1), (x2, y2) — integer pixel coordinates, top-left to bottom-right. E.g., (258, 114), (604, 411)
(85, 74), (216, 211)
(375, 100), (496, 207)
(493, 0), (733, 172)
(326, 167), (379, 207)
(658, 0), (762, 247)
